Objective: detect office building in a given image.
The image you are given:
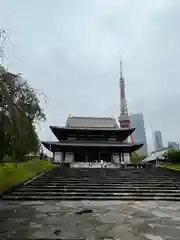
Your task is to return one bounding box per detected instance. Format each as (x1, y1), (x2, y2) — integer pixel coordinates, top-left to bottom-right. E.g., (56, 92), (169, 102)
(154, 130), (163, 151)
(168, 141), (179, 150)
(130, 113), (148, 156)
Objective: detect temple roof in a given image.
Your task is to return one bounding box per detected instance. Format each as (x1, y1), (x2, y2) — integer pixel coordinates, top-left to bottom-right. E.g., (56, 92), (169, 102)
(50, 125), (135, 142)
(65, 116), (119, 128)
(42, 141), (143, 153)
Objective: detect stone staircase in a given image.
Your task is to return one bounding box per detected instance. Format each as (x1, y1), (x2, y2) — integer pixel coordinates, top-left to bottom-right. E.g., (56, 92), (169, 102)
(2, 166), (180, 201)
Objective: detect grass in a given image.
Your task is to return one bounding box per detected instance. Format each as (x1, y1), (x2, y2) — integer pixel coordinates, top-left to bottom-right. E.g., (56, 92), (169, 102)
(160, 163), (180, 171)
(0, 159), (54, 193)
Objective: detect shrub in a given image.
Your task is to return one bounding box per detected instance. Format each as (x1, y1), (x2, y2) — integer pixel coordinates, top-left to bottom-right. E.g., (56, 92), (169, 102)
(168, 150), (180, 163)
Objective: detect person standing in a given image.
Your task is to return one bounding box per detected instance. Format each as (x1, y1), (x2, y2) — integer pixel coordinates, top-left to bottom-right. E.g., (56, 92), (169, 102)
(100, 159), (103, 168)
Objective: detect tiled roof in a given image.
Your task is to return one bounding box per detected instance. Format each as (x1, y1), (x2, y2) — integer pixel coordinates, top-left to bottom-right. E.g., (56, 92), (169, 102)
(65, 116), (118, 128)
(42, 141), (143, 152)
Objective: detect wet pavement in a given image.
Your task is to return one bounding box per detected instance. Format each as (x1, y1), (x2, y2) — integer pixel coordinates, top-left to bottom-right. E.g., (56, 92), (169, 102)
(0, 200), (180, 239)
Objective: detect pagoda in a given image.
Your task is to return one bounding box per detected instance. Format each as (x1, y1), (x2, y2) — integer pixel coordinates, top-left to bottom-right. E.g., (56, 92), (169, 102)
(42, 116), (143, 164)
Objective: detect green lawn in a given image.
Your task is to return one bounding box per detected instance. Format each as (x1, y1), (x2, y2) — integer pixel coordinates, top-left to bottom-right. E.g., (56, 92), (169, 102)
(160, 163), (180, 171)
(0, 159), (54, 193)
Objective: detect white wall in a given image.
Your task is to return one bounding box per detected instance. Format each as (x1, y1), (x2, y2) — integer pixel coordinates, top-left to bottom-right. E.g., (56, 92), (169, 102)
(123, 153), (131, 164)
(112, 153), (120, 164)
(64, 152), (74, 163)
(53, 152), (62, 163)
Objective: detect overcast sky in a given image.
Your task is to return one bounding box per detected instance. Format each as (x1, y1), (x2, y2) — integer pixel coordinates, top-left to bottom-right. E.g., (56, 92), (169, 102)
(1, 0), (180, 153)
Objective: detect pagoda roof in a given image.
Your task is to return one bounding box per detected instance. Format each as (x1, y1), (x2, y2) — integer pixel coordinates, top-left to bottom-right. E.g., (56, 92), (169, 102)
(65, 116), (119, 128)
(42, 140), (143, 153)
(50, 125), (135, 142)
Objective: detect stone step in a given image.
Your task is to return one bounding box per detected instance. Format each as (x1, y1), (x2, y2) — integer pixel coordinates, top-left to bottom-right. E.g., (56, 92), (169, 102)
(23, 186), (180, 190)
(44, 171), (160, 172)
(45, 177), (180, 180)
(52, 171), (168, 173)
(7, 192), (180, 198)
(41, 172), (170, 175)
(33, 179), (180, 184)
(28, 182), (180, 186)
(45, 170), (164, 172)
(35, 178), (179, 181)
(43, 174), (173, 177)
(2, 195), (180, 201)
(8, 190), (180, 196)
(26, 185), (180, 190)
(3, 167), (180, 201)
(46, 176), (179, 179)
(41, 174), (176, 180)
(30, 178), (180, 182)
(42, 176), (180, 179)
(15, 188), (180, 193)
(51, 172), (153, 174)
(47, 172), (171, 174)
(53, 168), (155, 171)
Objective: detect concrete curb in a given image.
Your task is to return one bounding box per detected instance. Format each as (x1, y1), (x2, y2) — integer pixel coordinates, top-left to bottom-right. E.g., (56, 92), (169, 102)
(166, 168), (180, 172)
(0, 166), (55, 198)
(160, 166), (180, 172)
(24, 167), (54, 185)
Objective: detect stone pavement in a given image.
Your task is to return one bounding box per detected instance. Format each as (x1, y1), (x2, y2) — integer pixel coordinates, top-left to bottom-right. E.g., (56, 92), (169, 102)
(0, 201), (180, 239)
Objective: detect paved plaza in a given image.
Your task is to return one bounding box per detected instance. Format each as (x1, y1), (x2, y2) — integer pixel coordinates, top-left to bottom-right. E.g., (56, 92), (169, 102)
(0, 200), (180, 239)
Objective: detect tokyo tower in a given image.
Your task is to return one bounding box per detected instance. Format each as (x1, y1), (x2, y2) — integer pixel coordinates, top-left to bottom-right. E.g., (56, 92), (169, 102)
(118, 62), (133, 144)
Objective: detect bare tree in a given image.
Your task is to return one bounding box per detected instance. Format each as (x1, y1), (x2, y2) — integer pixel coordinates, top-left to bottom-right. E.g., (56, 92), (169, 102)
(0, 29), (8, 65)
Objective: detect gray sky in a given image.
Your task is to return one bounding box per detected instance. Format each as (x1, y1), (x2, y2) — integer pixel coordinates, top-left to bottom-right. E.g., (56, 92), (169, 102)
(1, 0), (180, 153)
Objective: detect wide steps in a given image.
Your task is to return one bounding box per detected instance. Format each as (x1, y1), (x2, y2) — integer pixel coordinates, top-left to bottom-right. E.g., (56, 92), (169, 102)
(12, 188), (180, 193)
(33, 178), (180, 181)
(30, 180), (180, 183)
(19, 186), (180, 190)
(2, 166), (180, 201)
(3, 195), (180, 201)
(27, 181), (180, 187)
(6, 192), (180, 197)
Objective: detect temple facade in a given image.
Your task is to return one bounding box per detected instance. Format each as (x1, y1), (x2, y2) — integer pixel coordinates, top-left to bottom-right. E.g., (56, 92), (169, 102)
(42, 116), (143, 164)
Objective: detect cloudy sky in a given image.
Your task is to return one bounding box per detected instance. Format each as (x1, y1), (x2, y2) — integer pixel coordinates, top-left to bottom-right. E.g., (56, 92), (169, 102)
(1, 0), (180, 153)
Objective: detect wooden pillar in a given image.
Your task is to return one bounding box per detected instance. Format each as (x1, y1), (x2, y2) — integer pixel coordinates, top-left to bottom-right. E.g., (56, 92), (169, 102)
(111, 153), (113, 163)
(62, 152), (65, 162)
(129, 152), (132, 164)
(85, 150), (89, 163)
(52, 152), (55, 163)
(98, 152), (100, 162)
(122, 152), (124, 163)
(119, 152), (121, 163)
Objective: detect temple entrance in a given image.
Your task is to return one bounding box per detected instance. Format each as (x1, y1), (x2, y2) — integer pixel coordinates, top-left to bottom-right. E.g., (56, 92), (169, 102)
(72, 150), (120, 163)
(99, 152), (111, 162)
(74, 151), (114, 162)
(87, 151), (99, 162)
(74, 151), (99, 162)
(74, 151), (86, 162)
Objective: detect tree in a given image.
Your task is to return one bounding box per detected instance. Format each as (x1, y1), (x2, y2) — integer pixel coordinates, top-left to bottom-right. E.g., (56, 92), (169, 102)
(168, 150), (180, 163)
(131, 152), (146, 164)
(7, 116), (41, 161)
(0, 28), (46, 161)
(0, 66), (46, 160)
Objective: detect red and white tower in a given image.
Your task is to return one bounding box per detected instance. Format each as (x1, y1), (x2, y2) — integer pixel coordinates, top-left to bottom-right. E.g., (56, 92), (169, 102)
(118, 62), (133, 144)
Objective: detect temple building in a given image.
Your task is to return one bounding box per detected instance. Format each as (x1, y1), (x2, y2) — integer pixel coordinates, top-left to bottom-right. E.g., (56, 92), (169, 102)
(42, 116), (143, 164)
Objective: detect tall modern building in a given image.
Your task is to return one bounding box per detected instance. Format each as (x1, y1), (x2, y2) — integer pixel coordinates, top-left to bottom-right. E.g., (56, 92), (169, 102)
(168, 141), (179, 150)
(130, 113), (148, 156)
(154, 130), (163, 151)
